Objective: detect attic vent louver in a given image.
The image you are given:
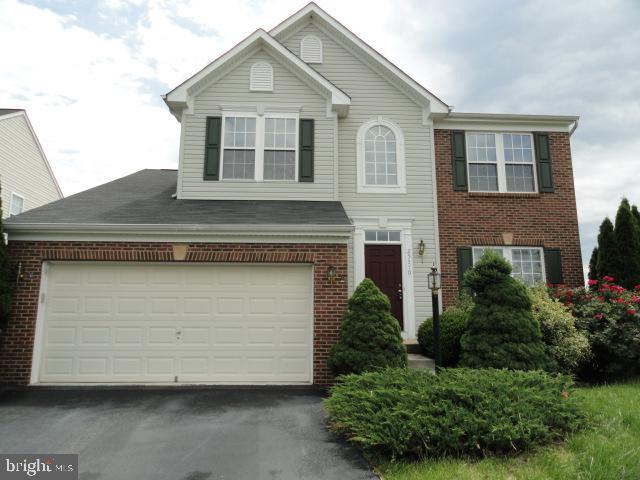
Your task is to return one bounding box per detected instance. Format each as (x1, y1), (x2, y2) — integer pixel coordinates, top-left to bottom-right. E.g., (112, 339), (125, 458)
(300, 35), (322, 64)
(250, 62), (273, 91)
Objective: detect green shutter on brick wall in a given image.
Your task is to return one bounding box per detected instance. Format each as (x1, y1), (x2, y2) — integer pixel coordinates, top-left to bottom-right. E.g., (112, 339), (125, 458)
(203, 117), (221, 181)
(451, 131), (468, 191)
(535, 133), (554, 193)
(544, 248), (564, 285)
(458, 247), (473, 288)
(299, 119), (314, 182)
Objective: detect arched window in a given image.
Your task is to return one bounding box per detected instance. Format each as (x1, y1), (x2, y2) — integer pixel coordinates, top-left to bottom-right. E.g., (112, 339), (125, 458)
(356, 118), (406, 193)
(249, 62), (273, 91)
(300, 35), (322, 63)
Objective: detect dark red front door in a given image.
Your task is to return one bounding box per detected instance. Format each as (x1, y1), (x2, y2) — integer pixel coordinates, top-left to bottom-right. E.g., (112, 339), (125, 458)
(365, 244), (403, 329)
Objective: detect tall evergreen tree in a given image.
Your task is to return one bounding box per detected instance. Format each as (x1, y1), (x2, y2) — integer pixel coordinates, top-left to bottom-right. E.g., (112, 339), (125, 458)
(595, 217), (616, 279)
(632, 204), (640, 229)
(611, 198), (640, 289)
(0, 193), (13, 332)
(588, 246), (599, 283)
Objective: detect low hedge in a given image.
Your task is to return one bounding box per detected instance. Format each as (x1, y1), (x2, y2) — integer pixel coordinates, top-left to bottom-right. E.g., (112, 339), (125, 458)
(417, 295), (472, 366)
(325, 368), (585, 460)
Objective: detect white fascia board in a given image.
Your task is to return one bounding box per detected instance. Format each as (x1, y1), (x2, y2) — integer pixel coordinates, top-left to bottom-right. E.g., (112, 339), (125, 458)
(269, 2), (449, 114)
(433, 112), (580, 133)
(163, 29), (350, 119)
(3, 222), (354, 237)
(0, 111), (64, 198)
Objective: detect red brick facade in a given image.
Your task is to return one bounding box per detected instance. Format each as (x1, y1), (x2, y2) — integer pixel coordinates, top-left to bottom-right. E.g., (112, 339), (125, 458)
(0, 241), (348, 386)
(434, 130), (583, 307)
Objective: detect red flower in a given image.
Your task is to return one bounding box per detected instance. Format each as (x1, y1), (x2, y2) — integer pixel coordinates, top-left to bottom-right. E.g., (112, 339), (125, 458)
(603, 276), (615, 283)
(597, 296), (605, 302)
(616, 297), (626, 303)
(594, 313), (604, 320)
(588, 279), (598, 286)
(634, 285), (640, 291)
(628, 309), (637, 315)
(632, 296), (640, 303)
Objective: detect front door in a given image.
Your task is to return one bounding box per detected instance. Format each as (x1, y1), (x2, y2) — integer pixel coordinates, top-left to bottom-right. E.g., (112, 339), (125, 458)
(364, 245), (403, 329)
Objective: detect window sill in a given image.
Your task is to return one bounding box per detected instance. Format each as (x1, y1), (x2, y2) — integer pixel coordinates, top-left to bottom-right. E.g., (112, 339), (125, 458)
(467, 191), (542, 199)
(357, 186), (407, 194)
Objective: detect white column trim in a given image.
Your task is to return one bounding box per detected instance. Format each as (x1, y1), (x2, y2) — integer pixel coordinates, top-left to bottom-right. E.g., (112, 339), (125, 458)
(30, 261), (49, 384)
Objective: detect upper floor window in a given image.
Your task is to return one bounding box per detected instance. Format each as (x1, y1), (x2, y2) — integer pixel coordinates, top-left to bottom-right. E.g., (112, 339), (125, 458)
(9, 193), (24, 216)
(472, 246), (545, 286)
(300, 35), (322, 63)
(249, 62), (273, 91)
(221, 113), (298, 181)
(356, 118), (406, 194)
(466, 132), (536, 193)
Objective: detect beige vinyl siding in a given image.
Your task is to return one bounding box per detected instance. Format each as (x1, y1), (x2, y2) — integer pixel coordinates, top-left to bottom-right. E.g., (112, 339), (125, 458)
(179, 49), (335, 200)
(0, 114), (61, 218)
(282, 22), (438, 334)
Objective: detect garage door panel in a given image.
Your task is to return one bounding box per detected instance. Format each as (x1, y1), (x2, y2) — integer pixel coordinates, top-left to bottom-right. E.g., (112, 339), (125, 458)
(38, 263), (312, 384)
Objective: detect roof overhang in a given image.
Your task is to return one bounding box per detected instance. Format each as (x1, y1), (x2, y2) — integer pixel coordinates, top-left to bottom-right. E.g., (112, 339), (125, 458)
(4, 222), (354, 242)
(432, 112), (580, 134)
(163, 29), (350, 120)
(270, 2), (450, 114)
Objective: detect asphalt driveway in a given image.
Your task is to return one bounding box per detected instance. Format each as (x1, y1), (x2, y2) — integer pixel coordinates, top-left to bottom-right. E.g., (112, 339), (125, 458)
(0, 387), (376, 480)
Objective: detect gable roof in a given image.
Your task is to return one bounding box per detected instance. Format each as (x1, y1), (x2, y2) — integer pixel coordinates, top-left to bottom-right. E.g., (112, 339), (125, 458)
(164, 29), (350, 120)
(270, 2), (450, 113)
(4, 169), (352, 235)
(0, 109), (63, 198)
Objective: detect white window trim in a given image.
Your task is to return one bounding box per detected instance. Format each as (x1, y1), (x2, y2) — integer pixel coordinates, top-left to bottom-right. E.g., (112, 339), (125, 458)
(466, 132), (538, 193)
(9, 192), (25, 216)
(356, 117), (406, 194)
(353, 219), (415, 340)
(472, 246), (546, 285)
(220, 111), (299, 182)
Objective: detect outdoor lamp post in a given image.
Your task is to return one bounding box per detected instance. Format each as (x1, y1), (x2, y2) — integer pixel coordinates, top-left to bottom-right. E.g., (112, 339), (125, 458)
(428, 265), (442, 370)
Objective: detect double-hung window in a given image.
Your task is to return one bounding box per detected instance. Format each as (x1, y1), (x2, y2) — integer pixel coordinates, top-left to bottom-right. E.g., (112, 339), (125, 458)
(472, 246), (545, 286)
(466, 132), (537, 193)
(221, 113), (298, 181)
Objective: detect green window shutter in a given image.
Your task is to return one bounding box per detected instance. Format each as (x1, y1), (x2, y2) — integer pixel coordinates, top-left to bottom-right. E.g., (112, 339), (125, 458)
(535, 133), (554, 193)
(299, 119), (314, 182)
(544, 248), (563, 284)
(203, 117), (221, 181)
(457, 247), (473, 288)
(451, 131), (468, 191)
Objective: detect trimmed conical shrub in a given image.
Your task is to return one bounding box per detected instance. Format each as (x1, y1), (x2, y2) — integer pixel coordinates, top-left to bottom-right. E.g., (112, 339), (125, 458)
(327, 278), (407, 375)
(611, 198), (640, 289)
(588, 246), (599, 283)
(459, 250), (554, 371)
(595, 217), (616, 279)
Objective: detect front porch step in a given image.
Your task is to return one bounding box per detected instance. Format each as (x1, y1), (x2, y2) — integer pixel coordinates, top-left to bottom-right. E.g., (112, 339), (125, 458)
(404, 339), (422, 354)
(408, 353), (435, 372)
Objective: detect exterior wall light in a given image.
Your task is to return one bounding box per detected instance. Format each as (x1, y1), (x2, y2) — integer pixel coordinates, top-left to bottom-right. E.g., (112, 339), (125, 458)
(418, 239), (425, 261)
(327, 265), (337, 283)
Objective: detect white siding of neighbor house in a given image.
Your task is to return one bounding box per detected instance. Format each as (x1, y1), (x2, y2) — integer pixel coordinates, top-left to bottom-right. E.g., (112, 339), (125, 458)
(179, 49), (335, 201)
(281, 22), (438, 334)
(0, 114), (61, 218)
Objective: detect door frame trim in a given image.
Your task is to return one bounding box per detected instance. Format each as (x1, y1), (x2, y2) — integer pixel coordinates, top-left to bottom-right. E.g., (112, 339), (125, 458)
(353, 219), (416, 340)
(31, 261), (315, 385)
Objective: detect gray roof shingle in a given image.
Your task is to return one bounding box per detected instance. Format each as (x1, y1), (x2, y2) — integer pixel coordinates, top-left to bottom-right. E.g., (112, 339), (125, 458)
(5, 169), (352, 228)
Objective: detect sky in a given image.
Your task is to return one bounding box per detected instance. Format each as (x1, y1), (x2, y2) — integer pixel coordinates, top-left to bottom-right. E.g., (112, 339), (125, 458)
(1, 0), (639, 275)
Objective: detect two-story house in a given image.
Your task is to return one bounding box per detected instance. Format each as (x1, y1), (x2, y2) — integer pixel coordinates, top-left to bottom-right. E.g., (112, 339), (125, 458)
(1, 3), (582, 387)
(0, 109), (62, 218)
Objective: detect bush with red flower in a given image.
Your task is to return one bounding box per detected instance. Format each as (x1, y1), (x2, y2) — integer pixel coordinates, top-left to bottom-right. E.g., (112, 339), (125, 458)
(551, 277), (640, 381)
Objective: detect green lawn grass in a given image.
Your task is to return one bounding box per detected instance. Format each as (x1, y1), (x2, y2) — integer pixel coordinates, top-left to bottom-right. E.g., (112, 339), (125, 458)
(379, 380), (640, 480)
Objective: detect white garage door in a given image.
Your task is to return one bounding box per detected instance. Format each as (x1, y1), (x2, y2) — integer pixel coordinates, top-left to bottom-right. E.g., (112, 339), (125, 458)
(35, 263), (313, 384)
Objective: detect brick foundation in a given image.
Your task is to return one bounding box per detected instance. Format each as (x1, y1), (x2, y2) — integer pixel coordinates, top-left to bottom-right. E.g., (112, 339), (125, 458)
(435, 130), (584, 307)
(0, 241), (348, 386)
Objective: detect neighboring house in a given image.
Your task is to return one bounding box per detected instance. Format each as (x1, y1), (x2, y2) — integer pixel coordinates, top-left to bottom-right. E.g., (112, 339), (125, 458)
(0, 109), (62, 218)
(0, 3), (582, 387)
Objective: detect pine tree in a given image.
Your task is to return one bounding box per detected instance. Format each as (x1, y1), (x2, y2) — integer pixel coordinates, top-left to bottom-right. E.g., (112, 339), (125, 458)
(327, 278), (407, 375)
(632, 204), (640, 229)
(459, 250), (554, 371)
(595, 217), (616, 279)
(0, 194), (13, 333)
(588, 246), (599, 283)
(611, 198), (640, 289)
